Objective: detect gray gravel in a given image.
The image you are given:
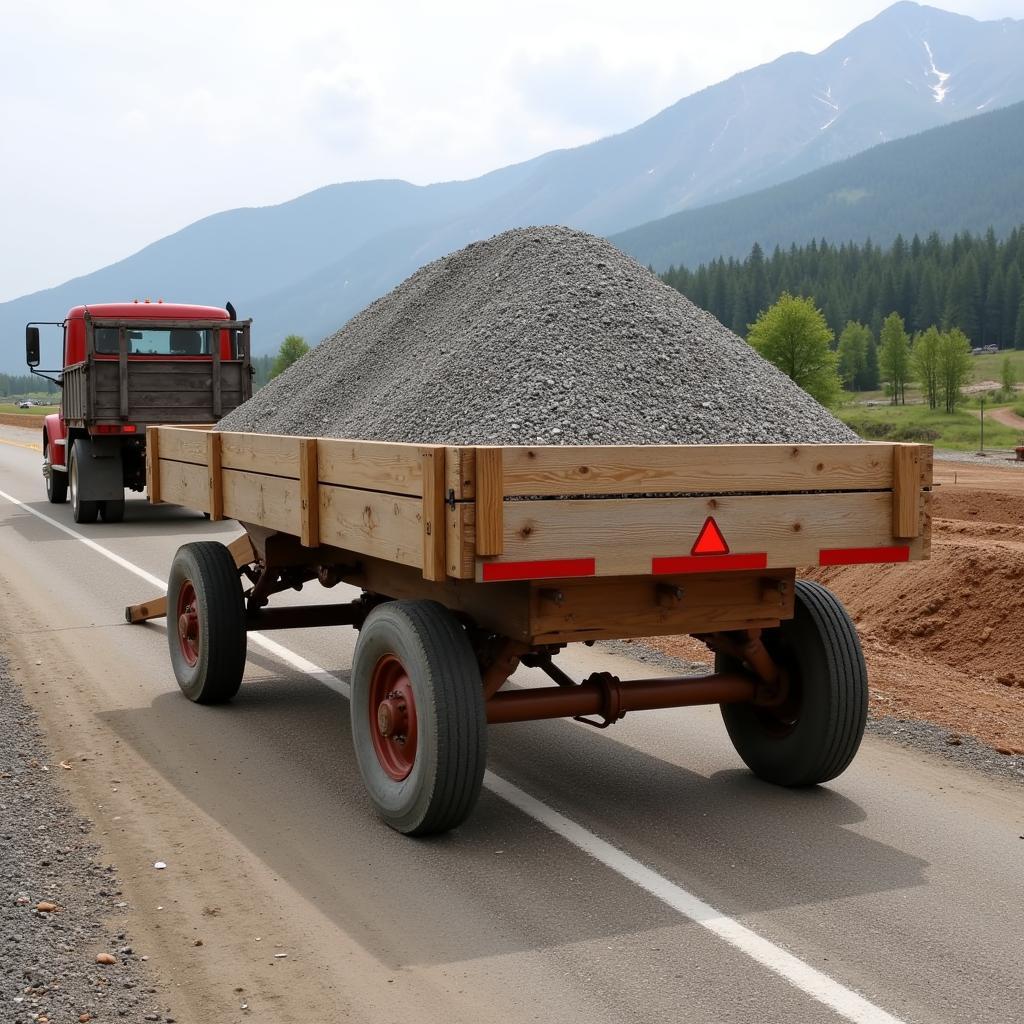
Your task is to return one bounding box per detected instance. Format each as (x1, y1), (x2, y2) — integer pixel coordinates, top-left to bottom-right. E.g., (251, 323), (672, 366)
(0, 658), (173, 1023)
(935, 448), (1024, 469)
(220, 227), (858, 445)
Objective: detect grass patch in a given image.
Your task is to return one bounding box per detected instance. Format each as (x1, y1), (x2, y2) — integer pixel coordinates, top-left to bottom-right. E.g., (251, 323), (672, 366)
(838, 403), (1022, 451)
(0, 403), (53, 415)
(969, 349), (1024, 384)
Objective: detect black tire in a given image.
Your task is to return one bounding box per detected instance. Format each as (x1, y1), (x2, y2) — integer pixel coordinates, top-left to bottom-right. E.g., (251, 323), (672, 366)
(100, 498), (125, 522)
(69, 440), (98, 524)
(167, 542), (247, 704)
(718, 580), (867, 787)
(44, 441), (68, 504)
(351, 600), (487, 836)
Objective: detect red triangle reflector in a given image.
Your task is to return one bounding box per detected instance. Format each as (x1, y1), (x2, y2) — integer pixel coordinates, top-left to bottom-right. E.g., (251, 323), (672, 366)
(691, 516), (730, 556)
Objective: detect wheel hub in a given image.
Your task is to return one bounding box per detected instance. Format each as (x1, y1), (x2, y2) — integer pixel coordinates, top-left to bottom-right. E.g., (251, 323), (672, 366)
(175, 581), (200, 667)
(369, 656), (417, 781)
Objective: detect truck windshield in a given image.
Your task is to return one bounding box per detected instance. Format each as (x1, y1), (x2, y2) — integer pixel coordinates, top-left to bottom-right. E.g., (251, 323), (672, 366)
(94, 327), (216, 356)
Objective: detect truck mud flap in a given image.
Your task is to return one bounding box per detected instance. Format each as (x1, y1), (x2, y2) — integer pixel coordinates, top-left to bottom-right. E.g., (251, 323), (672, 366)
(73, 437), (125, 501)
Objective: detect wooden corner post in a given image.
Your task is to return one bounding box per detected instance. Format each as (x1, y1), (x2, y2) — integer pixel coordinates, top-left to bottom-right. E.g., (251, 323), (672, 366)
(207, 431), (224, 522)
(146, 426), (162, 503)
(474, 447), (504, 556)
(299, 437), (319, 547)
(892, 443), (921, 539)
(421, 447), (447, 581)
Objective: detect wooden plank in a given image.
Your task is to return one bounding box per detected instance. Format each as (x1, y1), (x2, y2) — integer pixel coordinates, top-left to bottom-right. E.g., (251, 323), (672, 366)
(892, 444), (922, 539)
(156, 427), (210, 465)
(227, 532), (256, 568)
(318, 437), (424, 495)
(446, 502), (475, 579)
(499, 443), (899, 497)
(299, 438), (319, 547)
(446, 446), (475, 500)
(421, 447), (447, 581)
(528, 570), (796, 643)
(146, 426), (161, 503)
(222, 469), (302, 535)
(318, 485), (422, 569)
(158, 458), (210, 513)
(219, 431), (300, 478)
(125, 595), (167, 624)
(211, 325), (223, 418)
(483, 490), (927, 579)
(207, 431), (224, 522)
(474, 447), (504, 555)
(118, 327), (128, 419)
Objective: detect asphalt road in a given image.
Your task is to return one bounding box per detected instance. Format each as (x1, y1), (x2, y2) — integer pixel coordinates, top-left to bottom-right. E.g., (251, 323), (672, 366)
(1, 426), (1022, 1024)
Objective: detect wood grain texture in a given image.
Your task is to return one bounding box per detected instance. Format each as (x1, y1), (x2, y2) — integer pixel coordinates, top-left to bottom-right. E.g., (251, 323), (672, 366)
(156, 426), (210, 466)
(299, 438), (319, 547)
(158, 459), (210, 513)
(421, 447), (447, 580)
(483, 490), (926, 579)
(446, 446), (475, 500)
(474, 447), (504, 555)
(446, 502), (476, 579)
(892, 444), (922, 539)
(318, 486), (423, 569)
(500, 443), (898, 496)
(222, 469), (301, 535)
(221, 431), (301, 478)
(318, 437), (424, 495)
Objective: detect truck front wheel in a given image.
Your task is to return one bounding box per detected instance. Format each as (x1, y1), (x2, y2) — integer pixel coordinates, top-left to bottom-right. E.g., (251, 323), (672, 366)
(717, 580), (867, 786)
(69, 440), (99, 524)
(44, 441), (68, 504)
(167, 542), (247, 704)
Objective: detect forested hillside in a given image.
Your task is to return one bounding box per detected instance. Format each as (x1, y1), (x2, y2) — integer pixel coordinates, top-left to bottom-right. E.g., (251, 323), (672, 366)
(662, 227), (1024, 348)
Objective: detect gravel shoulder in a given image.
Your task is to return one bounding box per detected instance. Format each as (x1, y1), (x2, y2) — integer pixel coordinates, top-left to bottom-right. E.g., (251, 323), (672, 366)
(0, 656), (173, 1024)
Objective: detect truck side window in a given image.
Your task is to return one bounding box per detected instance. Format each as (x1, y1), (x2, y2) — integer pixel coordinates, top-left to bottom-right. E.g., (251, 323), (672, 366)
(94, 328), (120, 354)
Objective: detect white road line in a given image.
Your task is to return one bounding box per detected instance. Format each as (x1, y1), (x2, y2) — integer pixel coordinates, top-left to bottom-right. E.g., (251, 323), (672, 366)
(0, 484), (905, 1024)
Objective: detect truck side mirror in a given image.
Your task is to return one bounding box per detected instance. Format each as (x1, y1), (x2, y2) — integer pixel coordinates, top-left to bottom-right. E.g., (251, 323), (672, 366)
(26, 326), (40, 368)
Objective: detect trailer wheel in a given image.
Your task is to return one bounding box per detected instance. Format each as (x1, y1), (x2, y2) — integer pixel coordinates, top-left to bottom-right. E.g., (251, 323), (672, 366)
(69, 440), (99, 524)
(718, 580), (867, 787)
(44, 441), (68, 504)
(167, 542), (247, 704)
(99, 498), (125, 523)
(351, 600), (487, 836)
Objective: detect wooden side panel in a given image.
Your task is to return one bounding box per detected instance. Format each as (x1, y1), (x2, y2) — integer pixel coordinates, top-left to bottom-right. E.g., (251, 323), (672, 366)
(319, 486), (423, 569)
(222, 469), (302, 535)
(528, 570), (796, 643)
(483, 490), (925, 579)
(158, 459), (210, 513)
(421, 447), (447, 581)
(221, 431), (301, 478)
(474, 447), (504, 555)
(157, 427), (210, 466)
(892, 443), (922, 539)
(318, 438), (424, 495)
(446, 446), (475, 500)
(500, 443), (896, 496)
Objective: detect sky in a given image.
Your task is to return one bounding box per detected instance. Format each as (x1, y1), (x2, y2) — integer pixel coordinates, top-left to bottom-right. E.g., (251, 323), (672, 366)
(0, 0), (1018, 302)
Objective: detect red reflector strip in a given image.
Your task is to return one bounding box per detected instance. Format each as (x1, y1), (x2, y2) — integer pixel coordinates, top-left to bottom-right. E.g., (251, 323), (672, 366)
(819, 546), (910, 566)
(481, 558), (596, 582)
(652, 552), (768, 575)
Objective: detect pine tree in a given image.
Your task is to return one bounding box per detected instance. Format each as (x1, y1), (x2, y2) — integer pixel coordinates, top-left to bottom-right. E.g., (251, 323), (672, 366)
(1004, 273), (1022, 347)
(983, 265), (1005, 347)
(1016, 290), (1024, 349)
(863, 336), (880, 391)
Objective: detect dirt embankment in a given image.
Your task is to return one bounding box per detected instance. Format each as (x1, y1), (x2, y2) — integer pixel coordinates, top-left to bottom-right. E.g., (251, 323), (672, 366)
(651, 458), (1024, 757)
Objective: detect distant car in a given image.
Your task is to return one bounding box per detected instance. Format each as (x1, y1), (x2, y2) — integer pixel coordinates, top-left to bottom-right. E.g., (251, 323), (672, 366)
(16, 400), (33, 409)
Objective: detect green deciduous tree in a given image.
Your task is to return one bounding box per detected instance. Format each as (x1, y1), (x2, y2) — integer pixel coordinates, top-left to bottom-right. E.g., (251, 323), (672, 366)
(938, 328), (973, 414)
(270, 334), (310, 380)
(1001, 354), (1016, 394)
(911, 326), (942, 409)
(879, 312), (912, 404)
(836, 321), (872, 391)
(747, 292), (840, 404)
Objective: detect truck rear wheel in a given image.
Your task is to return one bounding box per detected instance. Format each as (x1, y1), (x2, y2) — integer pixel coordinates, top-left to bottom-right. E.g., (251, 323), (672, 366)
(69, 440), (98, 524)
(350, 600), (487, 836)
(167, 542), (247, 704)
(44, 441), (68, 504)
(717, 580), (867, 786)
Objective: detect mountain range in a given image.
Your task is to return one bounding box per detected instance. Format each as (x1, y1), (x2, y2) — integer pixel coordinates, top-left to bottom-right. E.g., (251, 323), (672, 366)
(5, 1), (1024, 371)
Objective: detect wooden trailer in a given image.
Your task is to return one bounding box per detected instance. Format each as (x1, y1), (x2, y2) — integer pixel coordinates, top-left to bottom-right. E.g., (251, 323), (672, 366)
(128, 426), (932, 835)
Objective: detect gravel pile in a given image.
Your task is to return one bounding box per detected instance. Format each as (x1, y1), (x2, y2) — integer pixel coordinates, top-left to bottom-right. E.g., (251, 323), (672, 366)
(0, 658), (173, 1024)
(221, 227), (857, 445)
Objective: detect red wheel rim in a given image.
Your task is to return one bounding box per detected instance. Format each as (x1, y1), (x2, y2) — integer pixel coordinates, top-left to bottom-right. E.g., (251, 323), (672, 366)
(369, 654), (418, 781)
(176, 580), (200, 667)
